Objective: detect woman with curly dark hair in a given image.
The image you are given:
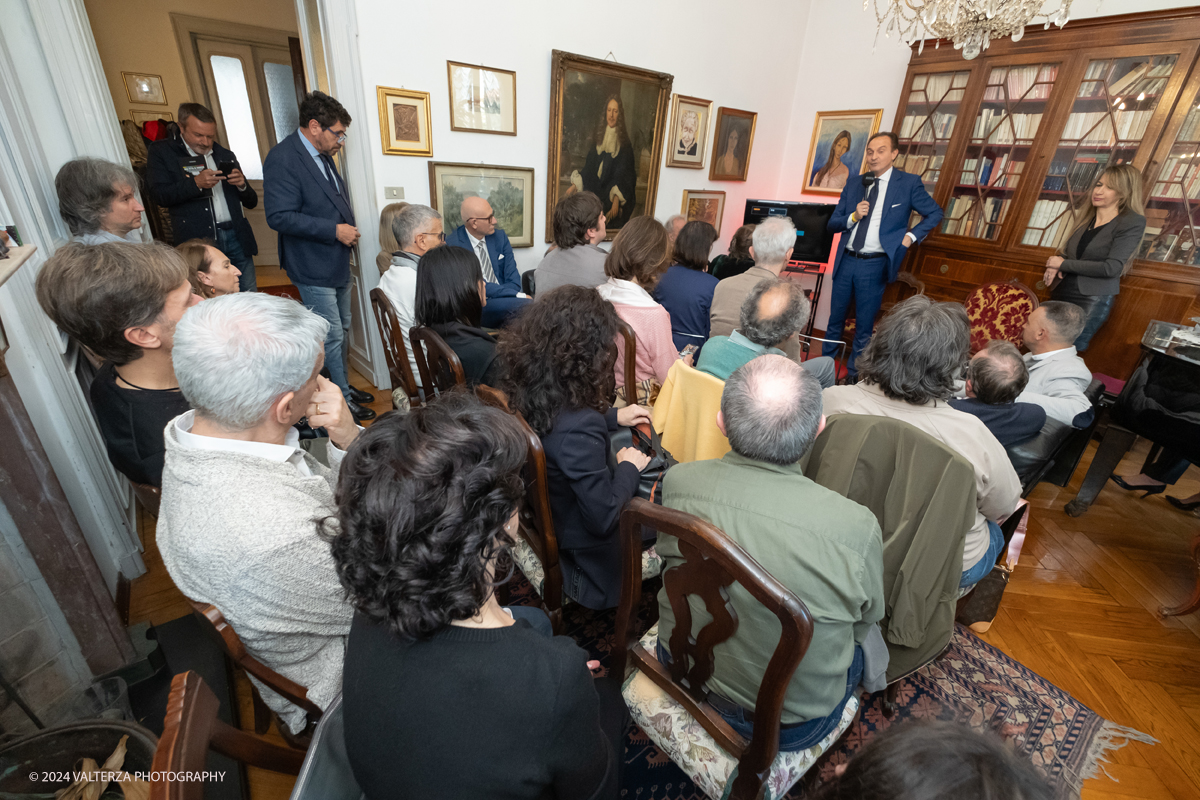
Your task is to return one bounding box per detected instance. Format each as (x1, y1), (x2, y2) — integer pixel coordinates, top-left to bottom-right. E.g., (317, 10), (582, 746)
(329, 392), (628, 799)
(499, 285), (652, 610)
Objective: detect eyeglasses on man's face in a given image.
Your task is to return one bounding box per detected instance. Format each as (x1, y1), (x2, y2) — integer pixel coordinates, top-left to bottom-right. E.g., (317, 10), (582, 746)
(466, 214), (496, 223)
(418, 230), (446, 241)
(323, 126), (348, 143)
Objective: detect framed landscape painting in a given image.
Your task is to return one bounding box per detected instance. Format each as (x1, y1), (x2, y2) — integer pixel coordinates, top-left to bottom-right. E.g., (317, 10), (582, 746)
(682, 190), (725, 236)
(709, 107), (757, 182)
(429, 161), (535, 247)
(377, 86), (433, 156)
(447, 61), (517, 135)
(803, 109), (884, 195)
(546, 50), (672, 241)
(665, 94), (712, 169)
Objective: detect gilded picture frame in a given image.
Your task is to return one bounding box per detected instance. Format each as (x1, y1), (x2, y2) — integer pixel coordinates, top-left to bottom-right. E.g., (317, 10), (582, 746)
(377, 86), (433, 157)
(429, 161), (535, 248)
(545, 50), (673, 242)
(447, 61), (517, 136)
(665, 94), (713, 169)
(709, 107), (757, 182)
(681, 190), (726, 236)
(803, 109), (885, 195)
(122, 72), (167, 106)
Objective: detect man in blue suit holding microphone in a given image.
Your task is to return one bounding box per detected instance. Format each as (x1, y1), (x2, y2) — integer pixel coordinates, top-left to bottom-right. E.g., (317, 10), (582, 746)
(823, 131), (943, 376)
(445, 195), (530, 328)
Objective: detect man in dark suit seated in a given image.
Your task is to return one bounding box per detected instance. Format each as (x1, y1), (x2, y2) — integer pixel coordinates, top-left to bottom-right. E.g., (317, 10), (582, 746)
(263, 91), (375, 421)
(950, 340), (1047, 447)
(34, 242), (199, 486)
(445, 196), (529, 328)
(147, 102), (258, 292)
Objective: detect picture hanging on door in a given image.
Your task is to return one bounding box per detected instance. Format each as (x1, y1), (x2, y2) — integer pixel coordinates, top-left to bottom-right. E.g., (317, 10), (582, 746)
(122, 72), (167, 106)
(377, 87), (433, 157)
(131, 110), (173, 125)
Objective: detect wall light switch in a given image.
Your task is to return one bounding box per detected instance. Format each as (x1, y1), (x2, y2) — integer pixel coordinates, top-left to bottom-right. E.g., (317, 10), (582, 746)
(384, 186), (405, 200)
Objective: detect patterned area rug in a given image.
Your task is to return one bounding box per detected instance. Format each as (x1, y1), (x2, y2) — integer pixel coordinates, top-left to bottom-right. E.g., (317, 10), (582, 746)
(503, 570), (1155, 800)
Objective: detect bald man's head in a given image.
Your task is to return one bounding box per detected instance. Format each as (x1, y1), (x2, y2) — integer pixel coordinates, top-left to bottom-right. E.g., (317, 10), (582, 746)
(739, 277), (809, 349)
(721, 354), (824, 465)
(461, 195), (496, 238)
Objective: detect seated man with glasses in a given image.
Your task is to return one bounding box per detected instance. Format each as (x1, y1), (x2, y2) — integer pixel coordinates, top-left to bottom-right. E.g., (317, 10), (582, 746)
(446, 195), (530, 328)
(378, 204), (445, 387)
(264, 90), (376, 422)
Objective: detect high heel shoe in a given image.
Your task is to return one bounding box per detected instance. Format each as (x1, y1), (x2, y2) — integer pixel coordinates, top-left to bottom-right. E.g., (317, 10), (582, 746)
(1166, 495), (1200, 511)
(1109, 475), (1167, 497)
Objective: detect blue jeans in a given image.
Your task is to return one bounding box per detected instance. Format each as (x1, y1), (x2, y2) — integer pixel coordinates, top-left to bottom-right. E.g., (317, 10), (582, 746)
(215, 226), (256, 293)
(294, 282), (352, 399)
(822, 253), (889, 374)
(960, 519), (1004, 589)
(655, 640), (864, 752)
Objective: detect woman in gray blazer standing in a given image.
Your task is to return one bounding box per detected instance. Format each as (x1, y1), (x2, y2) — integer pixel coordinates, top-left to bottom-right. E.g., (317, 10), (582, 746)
(1042, 164), (1147, 352)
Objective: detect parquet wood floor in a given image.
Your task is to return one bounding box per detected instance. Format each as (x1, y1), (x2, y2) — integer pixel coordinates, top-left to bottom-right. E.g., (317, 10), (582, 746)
(127, 377), (1200, 799)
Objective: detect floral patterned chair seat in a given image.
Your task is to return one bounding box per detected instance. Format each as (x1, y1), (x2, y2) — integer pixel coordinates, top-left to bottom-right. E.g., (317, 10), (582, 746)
(622, 623), (859, 800)
(964, 279), (1038, 354)
(510, 536), (663, 605)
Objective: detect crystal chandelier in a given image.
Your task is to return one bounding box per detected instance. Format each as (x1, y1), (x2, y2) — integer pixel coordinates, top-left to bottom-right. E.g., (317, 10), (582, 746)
(866, 0), (1075, 60)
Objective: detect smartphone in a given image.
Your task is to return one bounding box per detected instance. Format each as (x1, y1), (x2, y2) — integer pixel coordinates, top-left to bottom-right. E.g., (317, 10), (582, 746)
(680, 344), (698, 358)
(217, 159), (238, 176)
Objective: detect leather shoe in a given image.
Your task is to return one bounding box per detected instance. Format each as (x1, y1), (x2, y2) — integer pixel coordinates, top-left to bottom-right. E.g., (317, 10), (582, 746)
(347, 399), (377, 422)
(349, 386), (375, 404)
(1166, 495), (1200, 511)
(1109, 474), (1166, 497)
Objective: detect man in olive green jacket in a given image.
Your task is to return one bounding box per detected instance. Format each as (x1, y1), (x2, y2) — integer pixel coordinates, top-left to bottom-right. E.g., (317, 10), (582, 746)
(655, 355), (885, 752)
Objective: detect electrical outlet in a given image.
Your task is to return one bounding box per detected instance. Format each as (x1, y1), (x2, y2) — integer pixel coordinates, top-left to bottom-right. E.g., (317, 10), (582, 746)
(384, 186), (405, 200)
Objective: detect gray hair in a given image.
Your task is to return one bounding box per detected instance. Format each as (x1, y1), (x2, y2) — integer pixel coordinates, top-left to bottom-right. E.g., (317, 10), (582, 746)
(54, 158), (139, 236)
(173, 293), (330, 430)
(968, 340), (1028, 405)
(1039, 301), (1086, 346)
(680, 110), (699, 130)
(664, 214), (686, 232)
(739, 277), (809, 348)
(722, 354), (823, 466)
(392, 204), (441, 248)
(857, 295), (969, 405)
(751, 216), (796, 267)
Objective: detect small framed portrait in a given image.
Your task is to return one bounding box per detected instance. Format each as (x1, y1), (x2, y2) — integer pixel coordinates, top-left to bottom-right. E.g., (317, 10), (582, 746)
(681, 190), (726, 236)
(803, 109), (884, 195)
(546, 50), (673, 241)
(665, 94), (712, 169)
(122, 72), (167, 106)
(709, 107), (757, 182)
(429, 161), (535, 248)
(131, 109), (173, 125)
(447, 61), (517, 136)
(377, 86), (433, 157)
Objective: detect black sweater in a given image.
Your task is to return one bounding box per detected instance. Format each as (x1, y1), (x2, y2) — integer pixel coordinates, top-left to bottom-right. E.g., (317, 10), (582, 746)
(342, 612), (619, 800)
(89, 362), (191, 486)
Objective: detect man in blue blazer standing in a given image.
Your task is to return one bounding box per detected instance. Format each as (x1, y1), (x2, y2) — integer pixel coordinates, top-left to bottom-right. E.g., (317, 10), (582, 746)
(445, 195), (530, 328)
(263, 91), (375, 421)
(823, 131), (943, 375)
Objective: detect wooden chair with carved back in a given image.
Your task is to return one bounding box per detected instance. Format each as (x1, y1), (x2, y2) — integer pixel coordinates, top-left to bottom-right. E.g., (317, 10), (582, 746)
(614, 318), (641, 406)
(369, 287), (420, 410)
(132, 482), (162, 518)
(475, 385), (565, 633)
(613, 498), (856, 800)
(149, 671), (304, 800)
(409, 325), (466, 397)
(188, 601), (322, 748)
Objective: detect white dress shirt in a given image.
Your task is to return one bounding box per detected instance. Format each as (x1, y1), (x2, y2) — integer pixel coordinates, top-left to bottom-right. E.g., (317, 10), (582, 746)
(379, 251), (422, 385)
(847, 167), (892, 253)
(184, 142), (232, 224)
(173, 410), (314, 476)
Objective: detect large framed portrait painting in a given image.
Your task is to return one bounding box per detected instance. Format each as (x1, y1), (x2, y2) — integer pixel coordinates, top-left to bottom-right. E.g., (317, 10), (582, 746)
(803, 109), (884, 195)
(546, 50), (672, 241)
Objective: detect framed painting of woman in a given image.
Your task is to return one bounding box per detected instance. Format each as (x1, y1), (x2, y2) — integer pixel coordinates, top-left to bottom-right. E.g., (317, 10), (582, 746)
(546, 50), (672, 241)
(709, 107), (756, 182)
(803, 109), (883, 195)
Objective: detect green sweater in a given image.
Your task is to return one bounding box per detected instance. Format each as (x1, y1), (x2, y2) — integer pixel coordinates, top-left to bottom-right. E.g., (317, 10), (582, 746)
(657, 452), (884, 724)
(695, 330), (785, 381)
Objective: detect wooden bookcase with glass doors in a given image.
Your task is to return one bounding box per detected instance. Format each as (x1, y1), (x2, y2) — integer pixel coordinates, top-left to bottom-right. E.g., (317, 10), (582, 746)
(892, 8), (1200, 379)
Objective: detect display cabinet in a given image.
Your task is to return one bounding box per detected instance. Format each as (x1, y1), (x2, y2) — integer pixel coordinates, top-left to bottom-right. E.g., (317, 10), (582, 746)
(892, 9), (1200, 379)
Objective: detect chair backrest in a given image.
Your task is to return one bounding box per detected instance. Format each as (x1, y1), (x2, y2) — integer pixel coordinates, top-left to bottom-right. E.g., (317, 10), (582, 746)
(368, 288), (420, 408)
(612, 498), (814, 800)
(150, 671), (304, 800)
(521, 269), (536, 296)
(964, 279), (1039, 354)
(287, 694), (363, 800)
(474, 386), (563, 620)
(615, 318), (639, 404)
(189, 601), (323, 718)
(409, 325), (466, 396)
(132, 482), (162, 518)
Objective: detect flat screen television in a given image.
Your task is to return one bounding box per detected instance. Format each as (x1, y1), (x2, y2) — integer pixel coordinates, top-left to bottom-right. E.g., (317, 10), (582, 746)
(743, 200), (836, 264)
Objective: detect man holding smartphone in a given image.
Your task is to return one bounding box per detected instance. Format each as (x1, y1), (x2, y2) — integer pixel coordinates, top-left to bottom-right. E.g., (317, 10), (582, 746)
(148, 102), (258, 292)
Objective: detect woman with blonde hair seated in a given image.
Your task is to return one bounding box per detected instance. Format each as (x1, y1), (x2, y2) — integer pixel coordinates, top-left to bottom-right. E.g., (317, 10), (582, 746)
(596, 216), (692, 406)
(376, 201), (410, 273)
(176, 238), (241, 298)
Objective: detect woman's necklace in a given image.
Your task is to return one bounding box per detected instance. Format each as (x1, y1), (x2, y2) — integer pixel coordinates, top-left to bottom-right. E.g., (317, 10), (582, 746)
(113, 368), (179, 392)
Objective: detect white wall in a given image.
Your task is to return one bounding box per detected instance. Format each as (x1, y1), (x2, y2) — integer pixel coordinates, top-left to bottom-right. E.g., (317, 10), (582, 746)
(781, 0), (1196, 329)
(353, 0), (815, 274)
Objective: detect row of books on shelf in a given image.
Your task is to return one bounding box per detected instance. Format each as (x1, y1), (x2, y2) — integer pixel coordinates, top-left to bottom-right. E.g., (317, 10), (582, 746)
(1176, 109), (1200, 142)
(1060, 110), (1151, 142)
(899, 112), (956, 141)
(1042, 154), (1110, 192)
(1139, 229), (1200, 264)
(1020, 200), (1072, 247)
(941, 196), (1008, 239)
(983, 65), (1056, 102)
(1079, 59), (1173, 99)
(910, 72), (969, 103)
(960, 156), (1024, 188)
(908, 88), (966, 106)
(972, 110), (1041, 143)
(1153, 156), (1200, 199)
(896, 153), (944, 177)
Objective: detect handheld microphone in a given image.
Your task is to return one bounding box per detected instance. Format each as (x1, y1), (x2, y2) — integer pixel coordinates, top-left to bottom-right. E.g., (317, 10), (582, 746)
(858, 174), (876, 221)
